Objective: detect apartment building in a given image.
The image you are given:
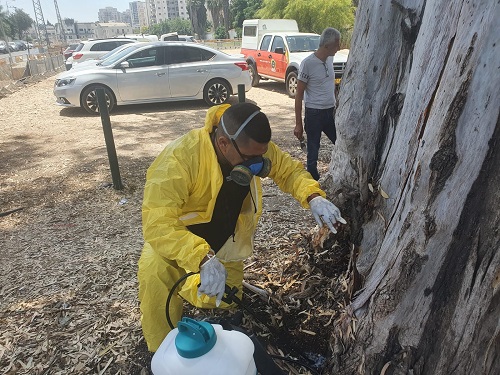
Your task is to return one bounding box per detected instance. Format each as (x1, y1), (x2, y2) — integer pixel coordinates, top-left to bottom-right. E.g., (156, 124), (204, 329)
(145, 0), (189, 24)
(98, 7), (121, 23)
(95, 23), (134, 38)
(130, 1), (149, 29)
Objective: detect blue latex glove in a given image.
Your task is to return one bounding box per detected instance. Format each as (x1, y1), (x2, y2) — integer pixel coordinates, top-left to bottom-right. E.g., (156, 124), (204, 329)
(198, 254), (227, 307)
(309, 196), (347, 234)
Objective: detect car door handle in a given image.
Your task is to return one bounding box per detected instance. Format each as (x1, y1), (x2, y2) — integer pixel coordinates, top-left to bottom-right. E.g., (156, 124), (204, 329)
(196, 69), (208, 73)
(268, 54), (272, 58)
(156, 72), (166, 76)
(257, 53), (261, 56)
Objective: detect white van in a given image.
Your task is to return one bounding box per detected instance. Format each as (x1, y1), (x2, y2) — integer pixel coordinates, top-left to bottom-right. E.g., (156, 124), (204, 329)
(241, 19), (299, 50)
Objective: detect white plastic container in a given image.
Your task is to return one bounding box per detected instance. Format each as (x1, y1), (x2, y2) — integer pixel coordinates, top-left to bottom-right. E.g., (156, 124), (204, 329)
(151, 317), (257, 375)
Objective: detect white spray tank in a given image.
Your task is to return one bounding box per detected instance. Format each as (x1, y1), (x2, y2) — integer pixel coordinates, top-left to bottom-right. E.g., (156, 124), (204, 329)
(151, 317), (257, 375)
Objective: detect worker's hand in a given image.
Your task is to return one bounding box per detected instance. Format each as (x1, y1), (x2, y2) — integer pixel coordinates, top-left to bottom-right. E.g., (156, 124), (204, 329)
(294, 122), (304, 141)
(309, 196), (347, 234)
(198, 254), (227, 307)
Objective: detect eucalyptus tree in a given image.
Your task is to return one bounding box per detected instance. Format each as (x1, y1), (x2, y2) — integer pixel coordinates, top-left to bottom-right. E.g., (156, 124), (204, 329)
(206, 0), (222, 30)
(327, 0), (499, 373)
(187, 0), (207, 39)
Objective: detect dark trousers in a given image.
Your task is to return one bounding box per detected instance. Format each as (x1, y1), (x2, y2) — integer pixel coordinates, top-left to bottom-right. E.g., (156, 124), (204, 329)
(304, 107), (336, 180)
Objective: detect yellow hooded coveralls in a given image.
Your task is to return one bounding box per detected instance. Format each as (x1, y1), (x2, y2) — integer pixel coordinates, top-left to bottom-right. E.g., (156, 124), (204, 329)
(138, 104), (326, 351)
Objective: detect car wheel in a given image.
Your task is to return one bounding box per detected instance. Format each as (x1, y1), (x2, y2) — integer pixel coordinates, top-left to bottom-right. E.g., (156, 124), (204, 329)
(81, 85), (115, 115)
(249, 64), (260, 86)
(285, 71), (298, 98)
(203, 79), (231, 106)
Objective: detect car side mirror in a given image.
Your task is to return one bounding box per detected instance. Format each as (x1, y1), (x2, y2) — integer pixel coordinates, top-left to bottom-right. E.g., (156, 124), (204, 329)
(274, 47), (285, 54)
(118, 61), (130, 69)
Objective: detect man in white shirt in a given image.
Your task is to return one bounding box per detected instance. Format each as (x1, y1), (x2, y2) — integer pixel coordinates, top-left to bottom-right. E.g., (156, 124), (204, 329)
(294, 27), (341, 180)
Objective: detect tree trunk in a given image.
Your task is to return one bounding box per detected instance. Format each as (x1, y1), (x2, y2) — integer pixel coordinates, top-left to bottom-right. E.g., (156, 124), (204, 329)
(222, 0), (231, 36)
(207, 0), (222, 30)
(327, 0), (499, 373)
(188, 3), (207, 40)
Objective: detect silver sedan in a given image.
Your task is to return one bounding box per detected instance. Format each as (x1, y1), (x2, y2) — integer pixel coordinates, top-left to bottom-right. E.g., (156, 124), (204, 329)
(54, 42), (252, 114)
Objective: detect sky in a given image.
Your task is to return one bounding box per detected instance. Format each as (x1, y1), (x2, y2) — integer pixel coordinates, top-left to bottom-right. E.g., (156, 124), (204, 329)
(4, 0), (133, 24)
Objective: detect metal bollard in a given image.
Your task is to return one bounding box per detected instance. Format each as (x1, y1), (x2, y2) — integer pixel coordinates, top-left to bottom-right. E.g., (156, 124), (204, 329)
(238, 84), (245, 103)
(96, 88), (123, 190)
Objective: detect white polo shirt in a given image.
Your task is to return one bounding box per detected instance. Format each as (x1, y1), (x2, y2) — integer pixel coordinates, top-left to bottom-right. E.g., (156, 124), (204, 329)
(298, 53), (336, 109)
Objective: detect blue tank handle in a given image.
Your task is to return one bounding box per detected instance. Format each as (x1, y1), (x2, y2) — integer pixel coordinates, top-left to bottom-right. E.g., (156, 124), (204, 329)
(175, 317), (217, 358)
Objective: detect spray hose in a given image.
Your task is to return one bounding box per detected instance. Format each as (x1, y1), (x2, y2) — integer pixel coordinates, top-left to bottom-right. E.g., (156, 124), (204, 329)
(165, 273), (321, 375)
(165, 271), (198, 330)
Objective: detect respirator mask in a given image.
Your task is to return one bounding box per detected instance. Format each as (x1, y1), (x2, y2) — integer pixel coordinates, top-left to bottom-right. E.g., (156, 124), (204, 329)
(220, 110), (272, 186)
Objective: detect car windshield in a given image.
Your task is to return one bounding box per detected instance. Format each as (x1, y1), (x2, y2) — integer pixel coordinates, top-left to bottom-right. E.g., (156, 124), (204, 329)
(74, 43), (85, 52)
(99, 44), (144, 66)
(286, 35), (320, 52)
(97, 44), (135, 62)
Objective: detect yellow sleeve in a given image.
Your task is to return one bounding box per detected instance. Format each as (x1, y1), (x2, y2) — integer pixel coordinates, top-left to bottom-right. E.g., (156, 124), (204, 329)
(142, 140), (210, 273)
(266, 142), (326, 208)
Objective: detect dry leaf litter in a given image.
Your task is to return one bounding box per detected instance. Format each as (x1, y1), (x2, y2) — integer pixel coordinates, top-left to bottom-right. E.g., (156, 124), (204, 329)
(0, 75), (357, 375)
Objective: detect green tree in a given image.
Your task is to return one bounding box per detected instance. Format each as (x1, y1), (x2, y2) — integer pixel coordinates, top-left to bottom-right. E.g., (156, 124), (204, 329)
(148, 18), (193, 36)
(8, 8), (33, 39)
(168, 17), (193, 35)
(214, 25), (226, 39)
(0, 5), (13, 39)
(257, 0), (287, 18)
(230, 0), (263, 28)
(258, 0), (355, 35)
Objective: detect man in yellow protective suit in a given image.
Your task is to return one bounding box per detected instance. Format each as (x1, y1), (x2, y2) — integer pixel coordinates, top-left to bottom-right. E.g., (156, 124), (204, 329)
(138, 102), (346, 352)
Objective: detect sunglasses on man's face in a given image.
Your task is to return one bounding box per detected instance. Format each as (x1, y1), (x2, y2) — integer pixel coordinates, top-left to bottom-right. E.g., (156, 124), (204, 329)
(231, 139), (260, 161)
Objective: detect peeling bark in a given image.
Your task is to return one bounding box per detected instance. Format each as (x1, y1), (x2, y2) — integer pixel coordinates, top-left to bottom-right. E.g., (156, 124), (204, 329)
(327, 0), (499, 373)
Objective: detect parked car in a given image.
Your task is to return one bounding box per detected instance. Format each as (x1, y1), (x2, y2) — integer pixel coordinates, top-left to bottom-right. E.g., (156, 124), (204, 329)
(8, 42), (18, 51)
(0, 40), (8, 54)
(63, 43), (80, 61)
(65, 38), (137, 70)
(54, 42), (252, 114)
(160, 33), (197, 42)
(68, 43), (144, 71)
(13, 41), (27, 50)
(124, 34), (159, 42)
(178, 35), (198, 43)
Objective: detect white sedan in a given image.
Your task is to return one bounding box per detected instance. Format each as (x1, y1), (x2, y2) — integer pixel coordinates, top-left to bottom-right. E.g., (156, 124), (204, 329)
(54, 42), (252, 114)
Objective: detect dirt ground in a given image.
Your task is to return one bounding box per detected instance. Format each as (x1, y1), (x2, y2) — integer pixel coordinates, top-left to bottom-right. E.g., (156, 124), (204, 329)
(0, 66), (349, 374)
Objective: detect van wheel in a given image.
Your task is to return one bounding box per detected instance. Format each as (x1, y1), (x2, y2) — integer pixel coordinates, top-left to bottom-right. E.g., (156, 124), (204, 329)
(204, 79), (230, 106)
(81, 85), (115, 115)
(249, 64), (260, 86)
(285, 71), (298, 98)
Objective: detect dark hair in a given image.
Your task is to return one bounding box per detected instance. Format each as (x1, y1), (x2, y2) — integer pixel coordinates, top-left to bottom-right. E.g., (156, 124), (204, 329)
(220, 103), (271, 144)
